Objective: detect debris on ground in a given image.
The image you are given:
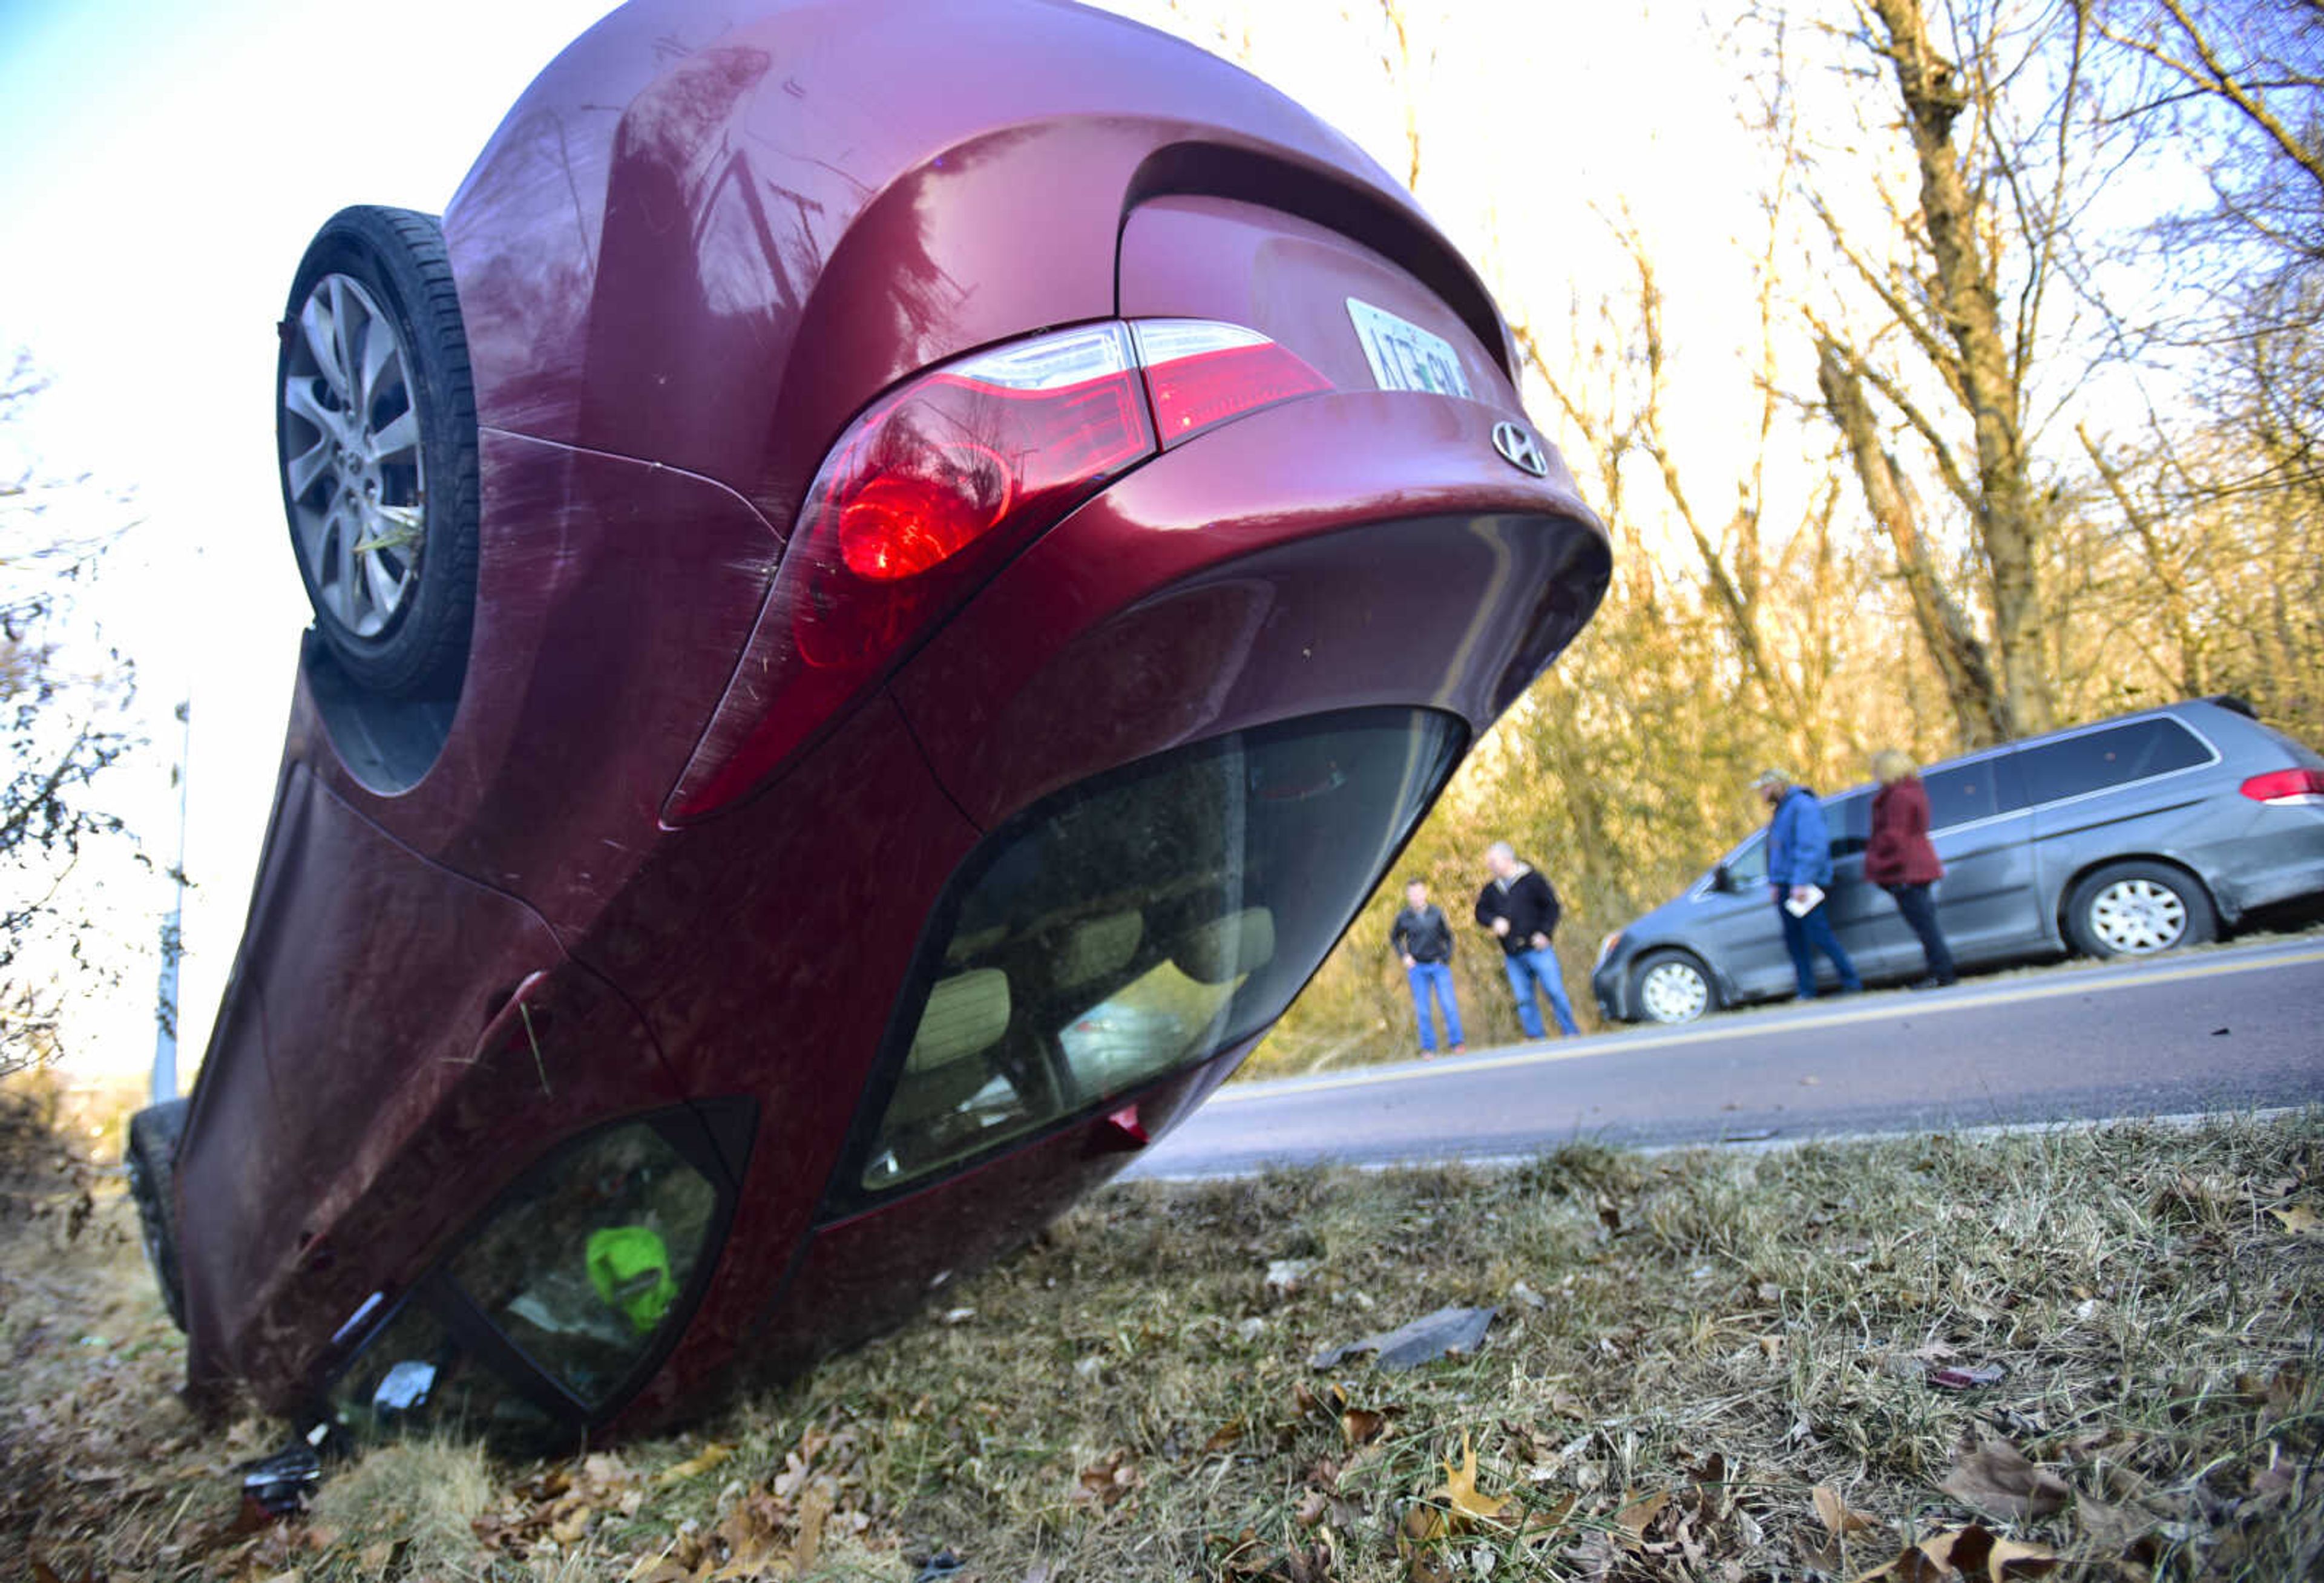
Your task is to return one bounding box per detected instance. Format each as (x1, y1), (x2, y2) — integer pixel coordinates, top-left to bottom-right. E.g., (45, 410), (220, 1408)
(1308, 1304), (1495, 1370)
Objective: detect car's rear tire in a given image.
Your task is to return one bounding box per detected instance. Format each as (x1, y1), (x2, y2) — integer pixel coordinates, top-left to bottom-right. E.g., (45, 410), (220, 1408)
(276, 206), (479, 699)
(125, 1100), (191, 1331)
(1632, 949), (1718, 1024)
(2065, 861), (2216, 959)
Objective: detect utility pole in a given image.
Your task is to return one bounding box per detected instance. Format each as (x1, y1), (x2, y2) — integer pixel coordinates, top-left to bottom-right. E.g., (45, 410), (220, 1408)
(151, 695), (191, 1103)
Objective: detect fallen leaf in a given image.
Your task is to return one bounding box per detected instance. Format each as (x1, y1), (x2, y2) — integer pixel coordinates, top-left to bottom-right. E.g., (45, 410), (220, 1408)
(2076, 1493), (2161, 1553)
(711, 1491), (788, 1581)
(1814, 1484), (1880, 1536)
(793, 1487), (830, 1574)
(1614, 1489), (1669, 1541)
(1437, 1433), (1516, 1524)
(1203, 1418), (1246, 1455)
(1071, 1449), (1140, 1509)
(1939, 1440), (2069, 1521)
(1846, 1522), (2056, 1582)
(1928, 1522), (2057, 1579)
(1293, 1489), (1329, 1527)
(1341, 1408), (1388, 1447)
(2268, 1204), (2321, 1236)
(656, 1443), (735, 1485)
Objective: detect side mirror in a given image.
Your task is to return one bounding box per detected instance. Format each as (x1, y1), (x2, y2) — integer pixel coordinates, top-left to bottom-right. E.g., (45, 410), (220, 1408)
(1711, 863), (1732, 893)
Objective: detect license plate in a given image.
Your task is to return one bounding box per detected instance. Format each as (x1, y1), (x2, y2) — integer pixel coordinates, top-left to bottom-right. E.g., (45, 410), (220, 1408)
(1346, 298), (1472, 399)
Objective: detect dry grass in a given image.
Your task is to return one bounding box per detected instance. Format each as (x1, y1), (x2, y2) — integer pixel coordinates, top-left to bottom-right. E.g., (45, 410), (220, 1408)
(4, 1098), (2319, 1581)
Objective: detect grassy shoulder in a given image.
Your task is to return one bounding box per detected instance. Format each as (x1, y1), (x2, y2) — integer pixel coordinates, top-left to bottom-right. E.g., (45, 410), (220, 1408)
(4, 1106), (2319, 1580)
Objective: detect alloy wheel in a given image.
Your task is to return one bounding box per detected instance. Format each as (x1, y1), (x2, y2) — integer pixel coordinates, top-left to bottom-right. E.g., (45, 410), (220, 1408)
(281, 274), (427, 639)
(2087, 877), (2188, 954)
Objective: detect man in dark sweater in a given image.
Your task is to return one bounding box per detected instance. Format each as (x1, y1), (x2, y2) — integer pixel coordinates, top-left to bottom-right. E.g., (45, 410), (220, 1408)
(1475, 841), (1581, 1038)
(1389, 878), (1466, 1058)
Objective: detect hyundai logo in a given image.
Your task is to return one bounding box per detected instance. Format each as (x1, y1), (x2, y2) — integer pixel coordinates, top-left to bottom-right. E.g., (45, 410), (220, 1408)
(1492, 421), (1549, 477)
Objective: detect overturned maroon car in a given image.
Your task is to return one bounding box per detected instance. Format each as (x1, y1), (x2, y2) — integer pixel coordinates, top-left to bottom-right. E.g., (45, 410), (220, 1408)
(124, 0), (1609, 1446)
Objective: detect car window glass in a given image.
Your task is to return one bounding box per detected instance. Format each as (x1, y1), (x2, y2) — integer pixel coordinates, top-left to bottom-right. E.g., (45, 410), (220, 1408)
(859, 709), (1461, 1193)
(1723, 833), (1767, 886)
(447, 1121), (717, 1406)
(326, 1298), (557, 1444)
(1922, 762), (2000, 830)
(1826, 791), (1870, 857)
(1988, 750), (2027, 813)
(2018, 719), (2210, 807)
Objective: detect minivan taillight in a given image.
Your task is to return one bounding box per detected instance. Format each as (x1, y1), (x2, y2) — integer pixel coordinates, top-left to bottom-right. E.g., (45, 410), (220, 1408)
(2240, 769), (2324, 805)
(666, 320), (1334, 822)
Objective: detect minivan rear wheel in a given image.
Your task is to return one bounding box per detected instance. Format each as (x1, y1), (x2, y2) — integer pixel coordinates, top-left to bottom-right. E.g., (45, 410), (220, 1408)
(1633, 949), (1717, 1024)
(2066, 862), (2216, 959)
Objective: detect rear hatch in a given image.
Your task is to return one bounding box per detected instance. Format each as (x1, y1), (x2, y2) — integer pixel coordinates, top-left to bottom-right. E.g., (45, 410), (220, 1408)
(1118, 195), (1524, 421)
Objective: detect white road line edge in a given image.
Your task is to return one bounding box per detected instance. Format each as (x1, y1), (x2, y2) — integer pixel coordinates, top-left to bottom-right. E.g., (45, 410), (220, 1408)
(1126, 1105), (2319, 1181)
(1208, 943), (2324, 1107)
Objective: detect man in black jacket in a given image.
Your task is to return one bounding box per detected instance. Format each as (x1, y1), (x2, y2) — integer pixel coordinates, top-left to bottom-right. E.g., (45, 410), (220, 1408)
(1389, 878), (1466, 1057)
(1475, 842), (1581, 1038)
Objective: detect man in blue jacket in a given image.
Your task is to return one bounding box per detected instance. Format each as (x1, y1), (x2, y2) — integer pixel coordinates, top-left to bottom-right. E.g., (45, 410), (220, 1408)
(1753, 769), (1862, 1000)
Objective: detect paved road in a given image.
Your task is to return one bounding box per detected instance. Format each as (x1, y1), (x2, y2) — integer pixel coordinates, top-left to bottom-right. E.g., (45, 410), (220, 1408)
(1129, 937), (2324, 1179)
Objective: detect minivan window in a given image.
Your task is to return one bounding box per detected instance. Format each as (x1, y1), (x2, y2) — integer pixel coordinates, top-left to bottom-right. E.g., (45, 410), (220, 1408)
(2016, 718), (2210, 807)
(1722, 834), (1767, 887)
(1826, 790), (1870, 858)
(1923, 761), (1998, 830)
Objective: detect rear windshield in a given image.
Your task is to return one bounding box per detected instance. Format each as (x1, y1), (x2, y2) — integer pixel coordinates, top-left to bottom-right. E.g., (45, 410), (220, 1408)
(852, 709), (1462, 1195)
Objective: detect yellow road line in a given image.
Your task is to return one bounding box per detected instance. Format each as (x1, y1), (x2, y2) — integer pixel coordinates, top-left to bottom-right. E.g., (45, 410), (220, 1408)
(1212, 945), (2324, 1106)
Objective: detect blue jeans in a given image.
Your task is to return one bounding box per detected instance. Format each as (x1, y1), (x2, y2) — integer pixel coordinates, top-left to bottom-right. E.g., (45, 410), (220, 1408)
(1404, 961), (1464, 1052)
(1884, 882), (1957, 984)
(1502, 945), (1581, 1038)
(1774, 893), (1862, 998)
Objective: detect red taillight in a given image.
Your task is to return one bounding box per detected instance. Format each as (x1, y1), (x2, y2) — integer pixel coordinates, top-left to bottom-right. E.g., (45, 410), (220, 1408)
(666, 325), (1154, 819)
(835, 461), (1009, 582)
(1132, 321), (1331, 448)
(2240, 768), (2324, 805)
(666, 319), (1336, 821)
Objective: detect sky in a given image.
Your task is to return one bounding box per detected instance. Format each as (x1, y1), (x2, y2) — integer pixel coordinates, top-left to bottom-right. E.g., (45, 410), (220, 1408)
(0, 0), (1771, 1084)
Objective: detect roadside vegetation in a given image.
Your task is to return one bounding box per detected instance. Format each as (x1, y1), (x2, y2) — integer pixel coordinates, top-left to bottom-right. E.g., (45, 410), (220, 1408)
(1211, 0), (2324, 1070)
(7, 1094), (2317, 1581)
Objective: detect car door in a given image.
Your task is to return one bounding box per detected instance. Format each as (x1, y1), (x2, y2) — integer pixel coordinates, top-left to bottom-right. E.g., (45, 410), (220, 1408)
(1820, 788), (1902, 982)
(1921, 752), (2043, 965)
(1691, 830), (1797, 1004)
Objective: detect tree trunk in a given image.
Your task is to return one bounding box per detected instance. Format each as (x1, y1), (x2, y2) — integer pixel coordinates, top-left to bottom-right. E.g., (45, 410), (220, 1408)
(1817, 341), (2009, 747)
(1865, 0), (2057, 733)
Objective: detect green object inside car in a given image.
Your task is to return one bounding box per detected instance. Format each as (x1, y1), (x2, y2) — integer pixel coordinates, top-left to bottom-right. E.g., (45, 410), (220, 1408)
(586, 1225), (677, 1334)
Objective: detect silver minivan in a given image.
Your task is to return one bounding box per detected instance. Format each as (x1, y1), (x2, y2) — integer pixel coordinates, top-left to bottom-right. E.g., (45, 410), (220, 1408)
(1592, 698), (2324, 1024)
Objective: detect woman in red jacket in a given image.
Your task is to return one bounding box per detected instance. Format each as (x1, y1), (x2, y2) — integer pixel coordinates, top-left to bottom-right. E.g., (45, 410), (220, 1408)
(1866, 749), (1958, 988)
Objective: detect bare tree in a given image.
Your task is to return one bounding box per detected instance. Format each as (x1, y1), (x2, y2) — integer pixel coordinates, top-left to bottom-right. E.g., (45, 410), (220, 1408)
(1790, 0), (2084, 738)
(1, 355), (142, 1075)
(2084, 0), (2324, 502)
